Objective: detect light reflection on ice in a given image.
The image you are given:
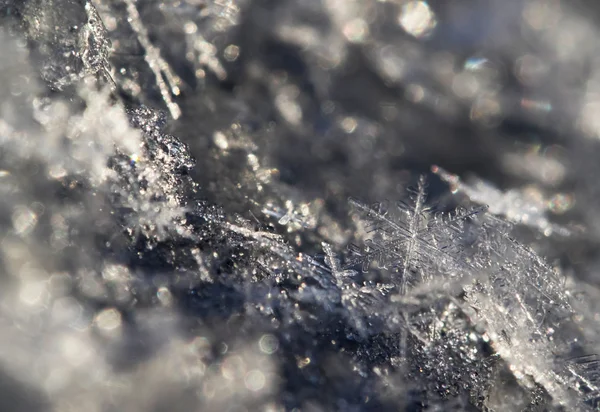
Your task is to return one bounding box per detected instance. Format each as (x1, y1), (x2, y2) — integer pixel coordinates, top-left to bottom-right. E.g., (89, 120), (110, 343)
(398, 1), (437, 39)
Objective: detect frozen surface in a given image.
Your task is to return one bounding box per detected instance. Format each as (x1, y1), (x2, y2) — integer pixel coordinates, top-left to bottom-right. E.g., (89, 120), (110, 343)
(2, 0), (600, 411)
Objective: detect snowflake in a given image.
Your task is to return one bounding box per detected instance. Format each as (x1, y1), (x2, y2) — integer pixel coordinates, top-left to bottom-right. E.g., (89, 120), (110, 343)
(342, 174), (589, 408)
(346, 176), (486, 294)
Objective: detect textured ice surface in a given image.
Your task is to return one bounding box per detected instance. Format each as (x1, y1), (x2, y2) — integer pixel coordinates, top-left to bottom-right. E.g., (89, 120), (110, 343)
(2, 0), (600, 411)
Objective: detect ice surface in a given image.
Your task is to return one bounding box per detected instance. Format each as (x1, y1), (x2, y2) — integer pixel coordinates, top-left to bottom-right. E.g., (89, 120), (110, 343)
(2, 0), (600, 411)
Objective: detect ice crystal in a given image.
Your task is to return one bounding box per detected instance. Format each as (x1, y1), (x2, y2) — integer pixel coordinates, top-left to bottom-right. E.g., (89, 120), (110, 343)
(317, 242), (394, 337)
(336, 175), (593, 409)
(461, 219), (576, 408)
(262, 200), (319, 231)
(567, 355), (600, 407)
(121, 0), (183, 119)
(80, 1), (114, 85)
(433, 165), (574, 237)
(347, 177), (486, 292)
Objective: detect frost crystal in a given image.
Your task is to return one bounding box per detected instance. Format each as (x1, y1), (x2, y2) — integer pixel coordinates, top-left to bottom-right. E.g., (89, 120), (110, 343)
(121, 0), (183, 119)
(433, 165), (574, 237)
(80, 1), (113, 85)
(330, 176), (592, 409)
(347, 177), (486, 291)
